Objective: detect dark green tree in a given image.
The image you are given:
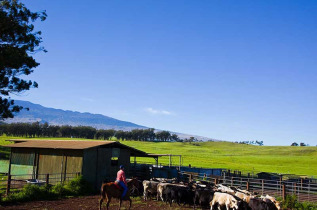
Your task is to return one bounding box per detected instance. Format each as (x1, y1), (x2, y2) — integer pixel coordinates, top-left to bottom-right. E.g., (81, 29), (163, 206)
(0, 0), (46, 119)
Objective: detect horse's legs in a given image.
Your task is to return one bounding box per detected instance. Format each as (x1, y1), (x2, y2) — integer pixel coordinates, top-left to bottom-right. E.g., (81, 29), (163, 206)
(99, 197), (103, 210)
(106, 196), (111, 210)
(118, 198), (122, 210)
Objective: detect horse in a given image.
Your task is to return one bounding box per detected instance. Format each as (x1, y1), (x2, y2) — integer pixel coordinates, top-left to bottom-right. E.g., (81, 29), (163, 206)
(99, 178), (139, 210)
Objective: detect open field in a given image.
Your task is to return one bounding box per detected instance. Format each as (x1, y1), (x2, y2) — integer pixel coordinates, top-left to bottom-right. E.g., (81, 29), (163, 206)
(0, 136), (316, 176)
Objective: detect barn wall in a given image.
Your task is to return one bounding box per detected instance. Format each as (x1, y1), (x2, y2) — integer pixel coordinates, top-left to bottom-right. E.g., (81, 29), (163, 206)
(37, 149), (83, 183)
(10, 148), (35, 177)
(82, 148), (97, 186)
(96, 148), (111, 189)
(118, 149), (130, 177)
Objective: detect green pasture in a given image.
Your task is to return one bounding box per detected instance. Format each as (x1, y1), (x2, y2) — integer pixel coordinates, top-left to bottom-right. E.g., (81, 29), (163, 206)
(0, 136), (316, 177)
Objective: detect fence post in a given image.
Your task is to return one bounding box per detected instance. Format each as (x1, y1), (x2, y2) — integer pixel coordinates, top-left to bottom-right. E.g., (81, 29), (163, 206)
(189, 174), (193, 182)
(214, 178), (218, 185)
(46, 174), (49, 185)
(262, 179), (264, 195)
(6, 175), (11, 196)
(282, 184), (286, 200)
(231, 177), (233, 186)
(246, 181), (250, 191)
(294, 183), (296, 195)
(300, 178), (303, 190)
(247, 173), (250, 178)
(228, 170), (230, 176)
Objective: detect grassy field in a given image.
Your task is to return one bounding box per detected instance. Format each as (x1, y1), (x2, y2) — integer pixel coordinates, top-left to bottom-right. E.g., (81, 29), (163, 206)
(0, 136), (316, 177)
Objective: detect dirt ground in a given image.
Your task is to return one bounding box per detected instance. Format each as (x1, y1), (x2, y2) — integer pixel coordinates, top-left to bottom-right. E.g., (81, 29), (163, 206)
(0, 195), (199, 210)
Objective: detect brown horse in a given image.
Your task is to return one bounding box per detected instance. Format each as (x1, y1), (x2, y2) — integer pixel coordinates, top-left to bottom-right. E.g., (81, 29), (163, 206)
(99, 178), (139, 210)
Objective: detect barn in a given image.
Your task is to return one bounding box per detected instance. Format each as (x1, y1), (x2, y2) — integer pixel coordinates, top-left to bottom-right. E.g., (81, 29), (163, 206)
(4, 139), (153, 189)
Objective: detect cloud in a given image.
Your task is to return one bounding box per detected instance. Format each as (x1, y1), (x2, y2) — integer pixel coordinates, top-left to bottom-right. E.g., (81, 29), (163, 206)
(145, 108), (173, 115)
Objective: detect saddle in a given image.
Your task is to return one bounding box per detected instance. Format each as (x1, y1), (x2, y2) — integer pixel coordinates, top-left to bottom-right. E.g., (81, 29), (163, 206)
(114, 181), (123, 191)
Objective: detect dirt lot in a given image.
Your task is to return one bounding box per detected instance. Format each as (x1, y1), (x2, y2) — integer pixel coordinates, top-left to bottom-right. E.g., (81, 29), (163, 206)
(0, 195), (196, 210)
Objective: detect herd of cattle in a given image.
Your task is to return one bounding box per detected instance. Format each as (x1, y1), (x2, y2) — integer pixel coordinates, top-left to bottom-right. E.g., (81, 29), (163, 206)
(137, 178), (281, 210)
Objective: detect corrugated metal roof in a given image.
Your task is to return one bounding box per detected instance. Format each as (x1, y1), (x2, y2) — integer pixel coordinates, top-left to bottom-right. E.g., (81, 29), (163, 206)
(4, 140), (117, 150)
(4, 139), (173, 157)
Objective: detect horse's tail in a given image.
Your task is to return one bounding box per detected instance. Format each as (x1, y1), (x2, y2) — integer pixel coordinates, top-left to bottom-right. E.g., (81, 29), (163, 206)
(101, 183), (107, 199)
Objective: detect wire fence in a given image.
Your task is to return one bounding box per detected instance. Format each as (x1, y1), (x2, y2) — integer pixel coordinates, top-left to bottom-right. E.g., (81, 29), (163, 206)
(0, 172), (80, 195)
(179, 171), (317, 203)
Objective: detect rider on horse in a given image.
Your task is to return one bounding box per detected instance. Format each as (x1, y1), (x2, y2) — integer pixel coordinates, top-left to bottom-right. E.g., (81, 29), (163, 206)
(116, 165), (128, 199)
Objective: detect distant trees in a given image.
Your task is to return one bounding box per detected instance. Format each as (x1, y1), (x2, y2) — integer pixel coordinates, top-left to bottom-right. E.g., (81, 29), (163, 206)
(291, 142), (308, 146)
(0, 122), (181, 142)
(237, 140), (264, 146)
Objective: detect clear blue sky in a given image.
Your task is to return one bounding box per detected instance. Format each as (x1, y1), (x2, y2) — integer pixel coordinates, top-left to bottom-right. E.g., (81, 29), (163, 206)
(14, 0), (317, 146)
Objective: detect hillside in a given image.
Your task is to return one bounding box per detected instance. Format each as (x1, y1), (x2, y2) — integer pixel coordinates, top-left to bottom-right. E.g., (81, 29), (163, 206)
(3, 100), (212, 141)
(1, 137), (316, 176)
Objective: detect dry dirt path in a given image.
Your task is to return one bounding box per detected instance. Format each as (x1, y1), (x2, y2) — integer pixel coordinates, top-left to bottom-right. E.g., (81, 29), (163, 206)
(0, 195), (198, 210)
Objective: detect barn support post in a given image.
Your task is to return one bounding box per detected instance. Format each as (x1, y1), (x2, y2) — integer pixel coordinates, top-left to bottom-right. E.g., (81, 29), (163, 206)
(6, 175), (11, 196)
(46, 174), (49, 185)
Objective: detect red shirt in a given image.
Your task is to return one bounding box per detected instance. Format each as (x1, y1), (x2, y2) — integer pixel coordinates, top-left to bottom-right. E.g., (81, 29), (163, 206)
(116, 169), (127, 185)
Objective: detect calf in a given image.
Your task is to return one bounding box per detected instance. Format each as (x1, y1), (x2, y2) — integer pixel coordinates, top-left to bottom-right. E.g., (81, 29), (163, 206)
(142, 180), (159, 201)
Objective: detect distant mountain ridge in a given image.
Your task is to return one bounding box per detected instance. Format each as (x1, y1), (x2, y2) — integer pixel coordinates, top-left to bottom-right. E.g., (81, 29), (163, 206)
(5, 100), (146, 130)
(4, 100), (216, 141)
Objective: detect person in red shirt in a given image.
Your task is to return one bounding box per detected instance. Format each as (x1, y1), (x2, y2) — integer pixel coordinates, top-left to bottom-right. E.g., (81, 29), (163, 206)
(116, 165), (127, 199)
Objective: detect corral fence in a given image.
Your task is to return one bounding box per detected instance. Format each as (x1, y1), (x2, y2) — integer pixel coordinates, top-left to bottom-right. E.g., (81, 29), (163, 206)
(0, 172), (80, 196)
(129, 162), (317, 203)
(179, 171), (317, 203)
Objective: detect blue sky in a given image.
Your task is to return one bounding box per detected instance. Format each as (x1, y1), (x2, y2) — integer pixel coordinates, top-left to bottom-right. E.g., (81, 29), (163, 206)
(14, 0), (317, 145)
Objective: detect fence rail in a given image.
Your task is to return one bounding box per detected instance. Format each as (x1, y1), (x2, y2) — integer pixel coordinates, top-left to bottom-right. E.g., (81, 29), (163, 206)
(179, 171), (317, 203)
(0, 172), (80, 196)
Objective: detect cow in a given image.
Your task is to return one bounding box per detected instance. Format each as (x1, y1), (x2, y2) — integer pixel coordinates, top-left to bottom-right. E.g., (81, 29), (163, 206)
(157, 182), (172, 201)
(210, 192), (240, 210)
(260, 195), (281, 210)
(194, 188), (214, 209)
(216, 184), (236, 195)
(142, 180), (159, 201)
(249, 197), (271, 210)
(166, 185), (194, 207)
(235, 191), (254, 204)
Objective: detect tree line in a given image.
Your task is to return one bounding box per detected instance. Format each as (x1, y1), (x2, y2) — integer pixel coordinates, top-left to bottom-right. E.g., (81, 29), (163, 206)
(0, 122), (182, 142)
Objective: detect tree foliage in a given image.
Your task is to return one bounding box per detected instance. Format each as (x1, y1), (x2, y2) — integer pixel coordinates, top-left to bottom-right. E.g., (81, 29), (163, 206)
(0, 122), (181, 142)
(0, 0), (46, 119)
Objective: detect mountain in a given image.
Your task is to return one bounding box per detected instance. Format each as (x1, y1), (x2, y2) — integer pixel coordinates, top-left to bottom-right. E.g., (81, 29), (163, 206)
(4, 100), (216, 141)
(4, 100), (146, 130)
